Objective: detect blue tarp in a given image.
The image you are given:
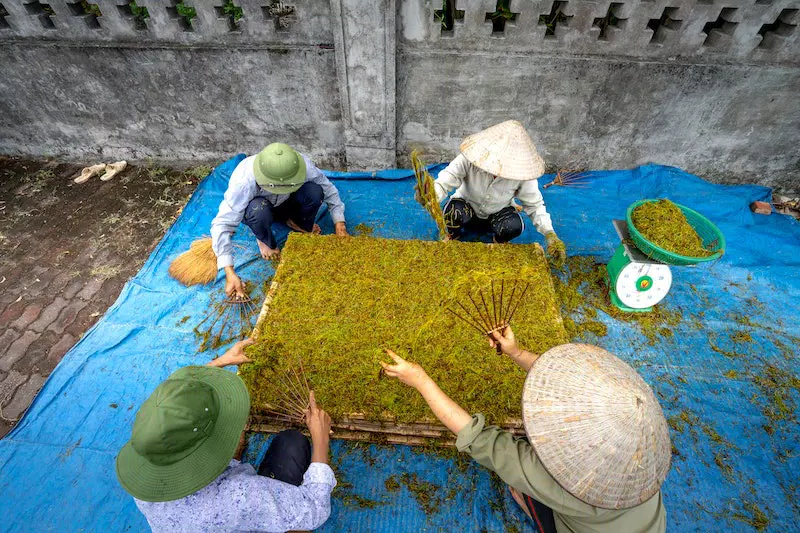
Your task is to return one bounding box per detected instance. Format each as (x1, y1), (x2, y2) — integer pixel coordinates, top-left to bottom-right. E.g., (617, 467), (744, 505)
(1, 156), (798, 532)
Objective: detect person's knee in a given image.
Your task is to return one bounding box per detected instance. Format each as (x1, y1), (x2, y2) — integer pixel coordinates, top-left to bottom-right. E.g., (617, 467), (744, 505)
(297, 182), (323, 205)
(445, 199), (473, 228)
(491, 209), (523, 243)
(243, 198), (273, 230)
(273, 429), (310, 451)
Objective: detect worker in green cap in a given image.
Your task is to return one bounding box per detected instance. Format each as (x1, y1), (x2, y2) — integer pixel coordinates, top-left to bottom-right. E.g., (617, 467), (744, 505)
(211, 143), (348, 297)
(116, 339), (336, 532)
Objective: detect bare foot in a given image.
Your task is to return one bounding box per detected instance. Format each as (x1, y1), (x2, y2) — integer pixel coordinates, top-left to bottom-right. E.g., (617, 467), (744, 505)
(256, 239), (280, 260)
(286, 219), (321, 235)
(509, 486), (533, 520)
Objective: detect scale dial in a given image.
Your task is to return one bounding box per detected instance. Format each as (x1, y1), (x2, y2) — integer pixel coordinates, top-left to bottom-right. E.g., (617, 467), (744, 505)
(614, 262), (672, 309)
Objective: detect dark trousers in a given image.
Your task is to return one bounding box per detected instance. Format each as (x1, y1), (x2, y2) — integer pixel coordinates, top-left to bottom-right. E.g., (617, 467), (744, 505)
(257, 429), (312, 486)
(521, 491), (558, 533)
(243, 181), (324, 249)
(443, 198), (524, 243)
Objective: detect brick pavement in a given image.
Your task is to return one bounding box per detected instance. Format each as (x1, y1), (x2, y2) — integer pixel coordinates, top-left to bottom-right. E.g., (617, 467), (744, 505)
(0, 157), (206, 437)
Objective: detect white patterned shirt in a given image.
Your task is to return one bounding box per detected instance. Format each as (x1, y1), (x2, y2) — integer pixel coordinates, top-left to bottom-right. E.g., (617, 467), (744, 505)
(134, 461), (336, 533)
(434, 154), (554, 235)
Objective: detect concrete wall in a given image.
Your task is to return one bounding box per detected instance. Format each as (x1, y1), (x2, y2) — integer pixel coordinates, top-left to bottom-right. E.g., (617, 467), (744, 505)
(0, 0), (798, 191)
(397, 0), (800, 192)
(0, 0), (346, 167)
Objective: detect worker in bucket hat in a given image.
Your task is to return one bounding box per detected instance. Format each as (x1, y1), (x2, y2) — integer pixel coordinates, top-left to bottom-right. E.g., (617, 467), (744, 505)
(430, 120), (566, 265)
(211, 143), (349, 297)
(116, 339), (336, 533)
(381, 327), (670, 533)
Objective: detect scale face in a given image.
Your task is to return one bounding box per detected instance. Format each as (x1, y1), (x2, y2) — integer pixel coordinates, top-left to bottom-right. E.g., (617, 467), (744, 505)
(607, 220), (673, 312)
(613, 261), (672, 309)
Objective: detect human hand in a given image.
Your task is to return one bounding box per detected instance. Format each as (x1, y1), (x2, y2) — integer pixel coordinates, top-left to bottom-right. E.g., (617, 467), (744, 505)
(224, 268), (247, 298)
(380, 349), (429, 389)
(545, 231), (566, 268)
(488, 326), (523, 359)
(305, 390), (332, 444)
(335, 221), (348, 237)
(214, 338), (255, 367)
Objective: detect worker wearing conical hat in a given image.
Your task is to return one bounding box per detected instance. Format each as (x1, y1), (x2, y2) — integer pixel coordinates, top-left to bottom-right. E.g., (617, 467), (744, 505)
(432, 120), (566, 265)
(211, 143), (348, 297)
(382, 327), (669, 533)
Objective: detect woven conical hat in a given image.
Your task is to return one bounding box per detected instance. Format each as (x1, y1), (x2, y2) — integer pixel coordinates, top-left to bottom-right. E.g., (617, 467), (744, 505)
(459, 120), (545, 181)
(521, 344), (671, 510)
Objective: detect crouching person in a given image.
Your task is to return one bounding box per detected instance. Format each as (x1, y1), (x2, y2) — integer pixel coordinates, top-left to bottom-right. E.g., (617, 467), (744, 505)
(381, 327), (669, 533)
(116, 339), (336, 533)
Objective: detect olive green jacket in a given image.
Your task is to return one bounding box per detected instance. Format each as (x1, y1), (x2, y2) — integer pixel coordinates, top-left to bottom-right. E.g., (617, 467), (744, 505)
(456, 414), (666, 533)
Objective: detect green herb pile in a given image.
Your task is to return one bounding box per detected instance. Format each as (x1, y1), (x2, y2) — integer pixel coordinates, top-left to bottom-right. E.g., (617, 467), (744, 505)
(631, 199), (712, 257)
(240, 234), (566, 424)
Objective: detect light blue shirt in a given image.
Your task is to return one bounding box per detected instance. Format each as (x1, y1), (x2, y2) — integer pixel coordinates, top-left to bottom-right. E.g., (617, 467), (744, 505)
(135, 460), (336, 533)
(211, 154), (346, 269)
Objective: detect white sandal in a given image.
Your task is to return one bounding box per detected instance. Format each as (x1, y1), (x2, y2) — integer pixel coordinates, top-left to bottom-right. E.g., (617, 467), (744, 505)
(100, 160), (127, 181)
(73, 164), (106, 184)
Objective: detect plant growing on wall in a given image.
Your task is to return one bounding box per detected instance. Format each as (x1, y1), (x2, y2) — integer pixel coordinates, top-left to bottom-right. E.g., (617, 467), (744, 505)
(539, 1), (569, 37)
(223, 0), (243, 21)
(487, 0), (515, 22)
(80, 0), (101, 17)
(434, 0), (464, 32)
(175, 1), (196, 22)
(125, 0), (149, 30)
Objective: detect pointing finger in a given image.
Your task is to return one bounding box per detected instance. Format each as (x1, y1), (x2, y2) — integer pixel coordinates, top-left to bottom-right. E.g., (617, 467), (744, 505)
(308, 390), (317, 411)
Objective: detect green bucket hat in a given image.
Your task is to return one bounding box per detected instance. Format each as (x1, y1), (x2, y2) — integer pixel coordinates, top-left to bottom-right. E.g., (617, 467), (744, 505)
(253, 142), (307, 195)
(116, 366), (250, 502)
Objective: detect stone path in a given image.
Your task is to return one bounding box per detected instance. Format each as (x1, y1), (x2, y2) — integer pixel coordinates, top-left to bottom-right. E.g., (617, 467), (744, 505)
(0, 156), (207, 437)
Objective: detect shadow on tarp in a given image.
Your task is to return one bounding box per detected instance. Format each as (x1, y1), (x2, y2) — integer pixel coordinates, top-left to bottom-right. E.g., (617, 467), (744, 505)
(0, 155), (798, 532)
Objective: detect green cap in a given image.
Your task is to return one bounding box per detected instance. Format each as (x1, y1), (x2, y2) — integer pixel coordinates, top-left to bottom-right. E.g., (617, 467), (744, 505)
(115, 366), (250, 502)
(253, 143), (307, 195)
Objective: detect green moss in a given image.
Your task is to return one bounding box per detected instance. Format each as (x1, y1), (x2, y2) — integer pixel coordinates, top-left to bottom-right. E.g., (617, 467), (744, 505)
(714, 451), (736, 483)
(723, 370), (739, 379)
(384, 475), (400, 492)
(751, 364), (800, 424)
(353, 223), (374, 236)
(178, 315), (190, 325)
(631, 199), (713, 258)
(411, 151), (448, 239)
(241, 234), (566, 424)
(399, 472), (442, 515)
(731, 331), (753, 344)
(732, 501), (770, 532)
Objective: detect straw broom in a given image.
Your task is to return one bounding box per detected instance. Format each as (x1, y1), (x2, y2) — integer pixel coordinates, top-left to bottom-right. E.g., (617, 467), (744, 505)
(168, 238), (218, 286)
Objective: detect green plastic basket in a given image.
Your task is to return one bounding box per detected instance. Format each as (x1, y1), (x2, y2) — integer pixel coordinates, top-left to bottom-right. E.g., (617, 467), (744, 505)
(626, 199), (725, 266)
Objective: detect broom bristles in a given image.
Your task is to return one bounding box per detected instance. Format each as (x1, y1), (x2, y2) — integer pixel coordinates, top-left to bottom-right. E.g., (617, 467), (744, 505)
(169, 238), (218, 286)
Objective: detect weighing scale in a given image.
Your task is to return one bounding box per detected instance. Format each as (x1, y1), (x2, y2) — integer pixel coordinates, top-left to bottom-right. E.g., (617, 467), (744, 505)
(607, 219), (673, 312)
(605, 199), (725, 313)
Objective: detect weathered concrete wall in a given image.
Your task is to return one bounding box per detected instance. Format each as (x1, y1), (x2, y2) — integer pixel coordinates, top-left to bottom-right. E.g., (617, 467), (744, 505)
(0, 0), (346, 167)
(397, 0), (800, 192)
(0, 43), (345, 166)
(0, 0), (799, 191)
(397, 50), (800, 190)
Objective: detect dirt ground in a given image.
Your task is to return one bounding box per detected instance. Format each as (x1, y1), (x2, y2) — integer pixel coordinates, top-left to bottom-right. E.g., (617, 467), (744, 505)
(0, 156), (209, 437)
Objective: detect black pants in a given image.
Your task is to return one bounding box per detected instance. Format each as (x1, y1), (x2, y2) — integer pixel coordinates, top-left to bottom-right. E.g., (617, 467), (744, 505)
(443, 198), (524, 243)
(257, 429), (312, 486)
(521, 491), (558, 533)
(242, 181), (324, 249)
